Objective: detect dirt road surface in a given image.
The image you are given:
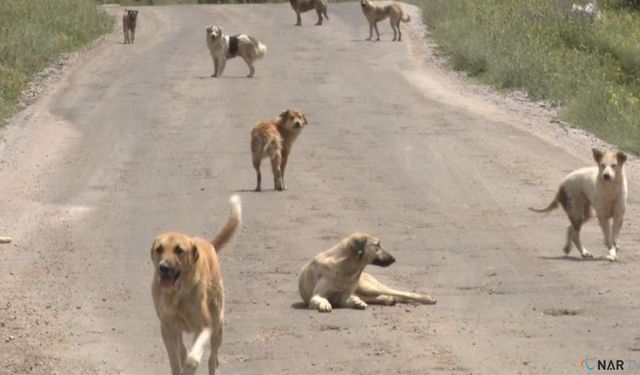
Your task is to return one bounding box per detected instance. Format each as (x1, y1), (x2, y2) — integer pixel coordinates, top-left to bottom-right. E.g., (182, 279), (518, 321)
(1, 3), (639, 374)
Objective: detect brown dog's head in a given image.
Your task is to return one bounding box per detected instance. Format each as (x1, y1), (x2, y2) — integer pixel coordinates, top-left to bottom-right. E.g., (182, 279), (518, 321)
(150, 233), (199, 291)
(278, 109), (308, 131)
(346, 232), (395, 267)
(593, 148), (627, 182)
(127, 9), (138, 20)
(360, 0), (371, 9)
(206, 25), (223, 41)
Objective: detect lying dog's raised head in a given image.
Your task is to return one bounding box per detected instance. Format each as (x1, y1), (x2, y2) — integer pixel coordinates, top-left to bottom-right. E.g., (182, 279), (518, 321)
(278, 109), (308, 131)
(126, 9), (138, 21)
(593, 148), (627, 182)
(345, 232), (395, 267)
(206, 25), (223, 41)
(151, 233), (200, 291)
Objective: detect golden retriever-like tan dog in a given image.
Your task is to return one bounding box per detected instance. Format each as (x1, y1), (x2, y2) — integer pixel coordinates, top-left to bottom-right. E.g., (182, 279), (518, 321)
(298, 232), (437, 312)
(530, 148), (628, 261)
(122, 9), (138, 44)
(360, 0), (410, 41)
(251, 109), (308, 192)
(289, 0), (329, 26)
(151, 195), (241, 375)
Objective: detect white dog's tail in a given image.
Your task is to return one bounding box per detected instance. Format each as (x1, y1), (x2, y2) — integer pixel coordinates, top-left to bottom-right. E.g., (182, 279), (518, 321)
(248, 36), (267, 59)
(212, 195), (242, 252)
(256, 42), (267, 59)
(402, 14), (411, 23)
(528, 187), (564, 213)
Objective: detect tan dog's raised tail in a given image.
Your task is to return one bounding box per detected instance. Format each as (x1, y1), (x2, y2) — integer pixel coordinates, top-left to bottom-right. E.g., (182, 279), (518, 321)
(529, 148), (627, 261)
(298, 232), (436, 312)
(360, 0), (410, 41)
(151, 195), (241, 375)
(251, 109), (308, 191)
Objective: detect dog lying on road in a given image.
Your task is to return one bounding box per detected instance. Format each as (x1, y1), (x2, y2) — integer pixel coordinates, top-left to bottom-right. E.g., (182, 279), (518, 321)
(206, 25), (267, 78)
(151, 195), (241, 375)
(251, 109), (308, 192)
(360, 0), (410, 41)
(298, 232), (436, 312)
(122, 9), (138, 44)
(530, 148), (627, 261)
(289, 0), (329, 26)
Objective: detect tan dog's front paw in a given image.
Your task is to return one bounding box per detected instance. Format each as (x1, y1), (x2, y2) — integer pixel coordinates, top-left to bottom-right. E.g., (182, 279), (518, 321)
(180, 357), (198, 375)
(353, 299), (367, 310)
(318, 300), (332, 313)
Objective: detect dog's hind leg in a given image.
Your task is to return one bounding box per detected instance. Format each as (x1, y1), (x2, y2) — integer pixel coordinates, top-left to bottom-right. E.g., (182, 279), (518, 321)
(357, 273), (436, 304)
(563, 225), (573, 255)
(570, 220), (592, 258)
(242, 56), (255, 78)
(359, 294), (396, 306)
(374, 23), (381, 41)
(367, 22), (373, 40)
(396, 21), (402, 41)
(295, 10), (302, 26)
(315, 8), (323, 25)
(252, 152), (262, 192)
(390, 19), (397, 41)
(160, 324), (185, 375)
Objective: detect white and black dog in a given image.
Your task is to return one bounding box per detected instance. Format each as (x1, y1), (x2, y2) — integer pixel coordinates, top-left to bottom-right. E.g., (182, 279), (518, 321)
(205, 25), (267, 78)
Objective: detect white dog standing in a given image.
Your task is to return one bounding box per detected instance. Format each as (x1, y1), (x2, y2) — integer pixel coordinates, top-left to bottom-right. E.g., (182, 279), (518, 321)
(205, 25), (267, 78)
(530, 148), (628, 261)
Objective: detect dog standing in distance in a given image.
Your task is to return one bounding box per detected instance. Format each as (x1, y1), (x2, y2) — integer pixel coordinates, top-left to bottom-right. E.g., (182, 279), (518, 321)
(530, 148), (628, 261)
(289, 0), (329, 26)
(205, 25), (267, 78)
(122, 9), (138, 44)
(251, 109), (308, 192)
(360, 0), (410, 41)
(298, 232), (437, 312)
(151, 195), (241, 375)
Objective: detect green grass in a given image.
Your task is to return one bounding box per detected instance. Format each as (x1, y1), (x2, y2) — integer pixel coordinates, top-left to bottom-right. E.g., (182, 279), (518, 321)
(414, 0), (640, 153)
(0, 1), (113, 125)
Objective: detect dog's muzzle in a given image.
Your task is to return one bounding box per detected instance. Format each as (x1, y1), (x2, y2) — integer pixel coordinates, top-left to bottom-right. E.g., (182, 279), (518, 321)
(372, 254), (395, 267)
(158, 262), (181, 289)
(603, 174), (612, 181)
(293, 122), (302, 129)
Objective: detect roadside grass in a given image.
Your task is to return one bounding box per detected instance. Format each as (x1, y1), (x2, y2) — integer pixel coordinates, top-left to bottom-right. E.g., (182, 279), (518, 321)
(0, 1), (113, 125)
(414, 0), (640, 153)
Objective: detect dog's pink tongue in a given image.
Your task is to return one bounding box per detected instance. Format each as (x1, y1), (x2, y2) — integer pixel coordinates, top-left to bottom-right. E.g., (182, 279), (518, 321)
(160, 276), (174, 289)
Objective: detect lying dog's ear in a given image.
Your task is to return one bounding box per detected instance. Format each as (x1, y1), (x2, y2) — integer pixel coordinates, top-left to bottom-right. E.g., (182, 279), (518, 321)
(206, 25), (212, 32)
(592, 148), (604, 163)
(348, 235), (367, 259)
(617, 151), (627, 165)
(279, 109), (290, 119)
(302, 113), (308, 125)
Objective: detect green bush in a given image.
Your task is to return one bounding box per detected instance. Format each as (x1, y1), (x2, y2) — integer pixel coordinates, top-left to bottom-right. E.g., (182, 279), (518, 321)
(420, 0), (640, 153)
(0, 1), (113, 124)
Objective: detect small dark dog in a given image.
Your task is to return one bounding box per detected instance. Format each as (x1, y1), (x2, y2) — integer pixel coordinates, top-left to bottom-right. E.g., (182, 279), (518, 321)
(289, 0), (329, 26)
(123, 9), (139, 44)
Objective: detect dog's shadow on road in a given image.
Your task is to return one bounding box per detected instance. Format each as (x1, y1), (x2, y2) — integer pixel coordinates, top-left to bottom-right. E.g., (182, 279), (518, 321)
(290, 302), (307, 310)
(540, 255), (610, 262)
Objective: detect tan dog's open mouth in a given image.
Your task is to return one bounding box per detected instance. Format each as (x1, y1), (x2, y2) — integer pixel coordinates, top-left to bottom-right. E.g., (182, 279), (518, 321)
(159, 265), (181, 288)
